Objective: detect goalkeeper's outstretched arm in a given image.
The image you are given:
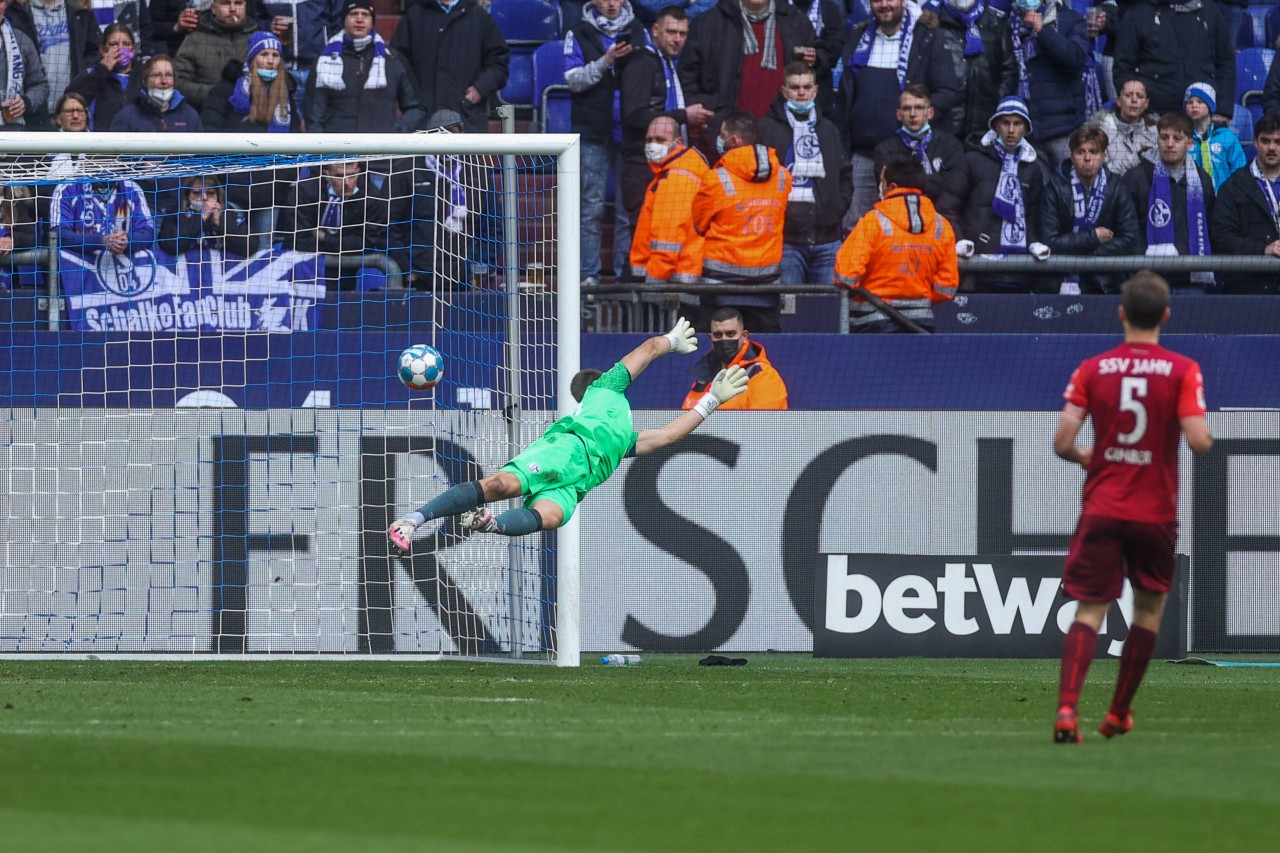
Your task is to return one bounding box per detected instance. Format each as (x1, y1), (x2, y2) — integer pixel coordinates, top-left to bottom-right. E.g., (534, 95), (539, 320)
(620, 317), (699, 380)
(634, 365), (749, 456)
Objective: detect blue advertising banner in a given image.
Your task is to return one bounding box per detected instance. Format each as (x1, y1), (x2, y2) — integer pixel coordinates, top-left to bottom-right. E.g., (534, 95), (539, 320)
(58, 248), (324, 333)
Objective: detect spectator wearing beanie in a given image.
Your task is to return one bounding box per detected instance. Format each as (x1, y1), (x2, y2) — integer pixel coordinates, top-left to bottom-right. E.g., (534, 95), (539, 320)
(306, 1), (425, 134)
(1183, 82), (1244, 193)
(203, 30), (300, 132)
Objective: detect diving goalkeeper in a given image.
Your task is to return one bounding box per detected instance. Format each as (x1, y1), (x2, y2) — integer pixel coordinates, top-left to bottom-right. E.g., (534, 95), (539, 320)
(388, 318), (748, 548)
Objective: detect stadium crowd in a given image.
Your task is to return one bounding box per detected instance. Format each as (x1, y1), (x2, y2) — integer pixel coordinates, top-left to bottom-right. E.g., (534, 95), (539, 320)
(4, 0), (1280, 316)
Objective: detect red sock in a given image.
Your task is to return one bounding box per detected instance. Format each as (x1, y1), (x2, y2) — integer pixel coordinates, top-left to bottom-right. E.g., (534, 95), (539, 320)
(1058, 621), (1098, 711)
(1110, 625), (1158, 718)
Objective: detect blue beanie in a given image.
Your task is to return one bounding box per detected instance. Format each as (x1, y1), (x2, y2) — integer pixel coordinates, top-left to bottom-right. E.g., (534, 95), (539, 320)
(989, 96), (1033, 135)
(247, 32), (283, 66)
(1184, 82), (1217, 115)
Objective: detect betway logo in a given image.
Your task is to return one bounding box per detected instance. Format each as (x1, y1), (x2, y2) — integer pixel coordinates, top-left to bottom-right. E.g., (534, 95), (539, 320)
(824, 555), (1133, 655)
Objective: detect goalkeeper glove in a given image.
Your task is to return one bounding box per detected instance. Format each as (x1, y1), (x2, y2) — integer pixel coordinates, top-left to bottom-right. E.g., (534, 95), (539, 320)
(388, 518), (418, 555)
(693, 365), (749, 418)
(664, 316), (698, 355)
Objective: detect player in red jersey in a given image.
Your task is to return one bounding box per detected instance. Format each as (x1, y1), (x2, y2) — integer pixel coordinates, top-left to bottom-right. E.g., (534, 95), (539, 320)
(1051, 271), (1214, 744)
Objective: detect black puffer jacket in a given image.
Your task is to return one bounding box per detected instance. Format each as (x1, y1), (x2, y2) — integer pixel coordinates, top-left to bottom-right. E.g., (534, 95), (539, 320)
(931, 3), (1018, 140)
(1041, 162), (1140, 294)
(303, 39), (426, 133)
(835, 14), (962, 155)
(758, 95), (851, 244)
(1113, 0), (1235, 115)
(957, 135), (1053, 292)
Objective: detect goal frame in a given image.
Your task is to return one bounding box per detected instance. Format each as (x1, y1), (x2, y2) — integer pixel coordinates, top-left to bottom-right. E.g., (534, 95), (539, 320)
(0, 131), (582, 666)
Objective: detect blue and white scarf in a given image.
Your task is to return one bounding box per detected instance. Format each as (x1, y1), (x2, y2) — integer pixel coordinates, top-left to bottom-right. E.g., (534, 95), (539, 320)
(320, 184), (351, 232)
(986, 131), (1031, 253)
(425, 154), (468, 222)
(1061, 166), (1107, 292)
(805, 0), (825, 35)
(1009, 2), (1051, 102)
(0, 21), (24, 126)
(656, 50), (687, 143)
(847, 3), (915, 90)
(1251, 158), (1280, 234)
(586, 0), (636, 36)
(945, 0), (986, 57)
(228, 72), (292, 133)
(1147, 156), (1209, 259)
(897, 125), (934, 175)
(315, 32), (388, 91)
(1071, 166), (1107, 232)
(785, 107), (823, 202)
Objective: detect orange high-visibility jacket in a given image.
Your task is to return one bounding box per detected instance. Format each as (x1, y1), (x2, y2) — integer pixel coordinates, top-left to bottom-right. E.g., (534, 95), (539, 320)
(630, 145), (711, 285)
(834, 188), (959, 310)
(692, 144), (792, 283)
(680, 338), (789, 411)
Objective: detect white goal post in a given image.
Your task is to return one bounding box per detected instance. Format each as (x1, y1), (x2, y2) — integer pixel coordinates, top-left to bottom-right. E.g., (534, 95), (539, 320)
(0, 130), (581, 665)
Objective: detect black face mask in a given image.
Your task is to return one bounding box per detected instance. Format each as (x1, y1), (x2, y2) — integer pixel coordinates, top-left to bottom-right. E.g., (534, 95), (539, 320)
(712, 338), (742, 364)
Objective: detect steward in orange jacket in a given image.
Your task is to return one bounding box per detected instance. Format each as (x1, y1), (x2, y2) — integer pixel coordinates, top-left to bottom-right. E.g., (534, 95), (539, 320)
(630, 133), (710, 285)
(692, 112), (793, 332)
(680, 337), (789, 411)
(834, 155), (959, 332)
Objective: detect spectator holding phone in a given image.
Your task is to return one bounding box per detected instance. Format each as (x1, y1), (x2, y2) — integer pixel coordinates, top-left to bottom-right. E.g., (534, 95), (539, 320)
(565, 0), (647, 286)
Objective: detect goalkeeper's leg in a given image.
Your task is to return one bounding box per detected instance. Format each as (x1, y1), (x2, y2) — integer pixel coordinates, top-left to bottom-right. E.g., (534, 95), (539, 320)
(388, 473), (523, 553)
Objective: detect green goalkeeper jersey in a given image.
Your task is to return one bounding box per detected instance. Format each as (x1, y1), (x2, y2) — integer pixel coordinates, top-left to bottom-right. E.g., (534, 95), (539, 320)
(543, 362), (639, 495)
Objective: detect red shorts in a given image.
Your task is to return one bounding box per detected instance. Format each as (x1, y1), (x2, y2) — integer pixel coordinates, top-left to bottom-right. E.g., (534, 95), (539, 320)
(1062, 514), (1178, 602)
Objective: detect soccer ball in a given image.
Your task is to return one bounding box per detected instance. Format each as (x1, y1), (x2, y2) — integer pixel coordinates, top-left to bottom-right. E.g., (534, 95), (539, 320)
(397, 344), (444, 390)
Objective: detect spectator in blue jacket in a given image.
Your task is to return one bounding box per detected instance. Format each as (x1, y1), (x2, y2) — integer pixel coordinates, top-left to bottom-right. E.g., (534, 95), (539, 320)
(1183, 82), (1245, 193)
(1008, 0), (1088, 170)
(110, 53), (204, 132)
(51, 177), (155, 258)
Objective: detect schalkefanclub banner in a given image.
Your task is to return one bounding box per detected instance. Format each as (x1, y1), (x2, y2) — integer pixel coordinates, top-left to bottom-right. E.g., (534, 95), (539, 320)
(58, 248), (324, 333)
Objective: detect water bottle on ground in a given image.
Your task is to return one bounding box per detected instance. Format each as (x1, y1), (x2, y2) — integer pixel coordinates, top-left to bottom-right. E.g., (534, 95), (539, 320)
(601, 654), (642, 666)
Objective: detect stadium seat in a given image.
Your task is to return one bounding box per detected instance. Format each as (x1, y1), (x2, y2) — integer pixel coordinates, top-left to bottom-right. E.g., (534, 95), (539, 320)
(1231, 104), (1255, 146)
(1236, 47), (1275, 106)
(1241, 4), (1273, 49)
(503, 46), (537, 107)
(533, 40), (571, 133)
(845, 0), (871, 30)
(489, 0), (561, 42)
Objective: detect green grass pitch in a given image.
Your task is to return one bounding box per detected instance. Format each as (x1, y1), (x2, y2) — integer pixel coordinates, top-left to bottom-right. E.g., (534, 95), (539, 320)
(1, 655), (1277, 852)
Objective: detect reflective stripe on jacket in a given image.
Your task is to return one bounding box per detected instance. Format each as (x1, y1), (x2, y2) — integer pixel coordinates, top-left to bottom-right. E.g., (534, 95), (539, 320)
(834, 187), (959, 313)
(629, 145), (710, 284)
(692, 144), (792, 283)
(680, 338), (789, 411)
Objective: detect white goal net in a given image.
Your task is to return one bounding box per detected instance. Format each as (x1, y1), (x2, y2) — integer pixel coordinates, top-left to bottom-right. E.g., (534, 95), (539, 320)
(0, 131), (581, 664)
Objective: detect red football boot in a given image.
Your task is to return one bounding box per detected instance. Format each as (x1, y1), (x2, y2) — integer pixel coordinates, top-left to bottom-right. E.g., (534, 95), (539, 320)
(1054, 705), (1083, 744)
(1098, 710), (1134, 739)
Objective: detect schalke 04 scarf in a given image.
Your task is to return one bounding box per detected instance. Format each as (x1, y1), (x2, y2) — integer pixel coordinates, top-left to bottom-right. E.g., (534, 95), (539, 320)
(315, 31), (388, 91)
(1, 20), (25, 126)
(945, 0), (985, 57)
(990, 136), (1030, 253)
(896, 125), (934, 175)
(1072, 166), (1107, 233)
(1251, 158), (1280, 234)
(1146, 157), (1209, 259)
(785, 107), (824, 202)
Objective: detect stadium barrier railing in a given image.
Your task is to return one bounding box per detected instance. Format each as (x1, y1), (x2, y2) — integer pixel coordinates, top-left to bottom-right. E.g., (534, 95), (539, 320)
(583, 254), (1280, 333)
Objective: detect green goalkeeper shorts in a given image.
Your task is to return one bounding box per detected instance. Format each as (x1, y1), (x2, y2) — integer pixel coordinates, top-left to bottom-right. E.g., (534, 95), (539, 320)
(500, 431), (590, 523)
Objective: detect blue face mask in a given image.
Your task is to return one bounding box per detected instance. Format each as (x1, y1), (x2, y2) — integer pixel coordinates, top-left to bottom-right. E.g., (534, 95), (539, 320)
(786, 100), (815, 116)
(716, 137), (727, 155)
(904, 122), (931, 138)
(1015, 0), (1040, 12)
(256, 68), (279, 82)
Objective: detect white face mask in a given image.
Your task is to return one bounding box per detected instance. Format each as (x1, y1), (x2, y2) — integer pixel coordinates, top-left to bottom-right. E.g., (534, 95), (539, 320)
(189, 197), (204, 212)
(149, 87), (175, 108)
(644, 142), (671, 163)
(950, 0), (977, 12)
